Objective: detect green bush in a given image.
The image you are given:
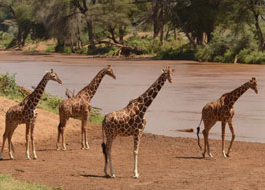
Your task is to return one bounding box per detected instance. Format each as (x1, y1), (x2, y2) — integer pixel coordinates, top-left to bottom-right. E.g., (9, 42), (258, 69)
(241, 50), (265, 64)
(154, 44), (195, 60)
(0, 73), (23, 99)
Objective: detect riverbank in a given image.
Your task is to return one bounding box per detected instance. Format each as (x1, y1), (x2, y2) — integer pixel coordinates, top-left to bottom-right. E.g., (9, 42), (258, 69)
(0, 96), (264, 189)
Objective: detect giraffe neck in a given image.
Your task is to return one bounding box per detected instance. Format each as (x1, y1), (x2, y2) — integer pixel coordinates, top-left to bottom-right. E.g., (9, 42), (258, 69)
(129, 73), (167, 115)
(25, 73), (49, 109)
(78, 69), (105, 100)
(226, 81), (250, 106)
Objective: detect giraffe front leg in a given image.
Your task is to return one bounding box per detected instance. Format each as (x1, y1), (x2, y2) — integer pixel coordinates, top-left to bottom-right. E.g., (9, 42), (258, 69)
(221, 121), (227, 158)
(83, 117), (89, 150)
(226, 120), (235, 157)
(133, 133), (142, 179)
(30, 121), (37, 160)
(25, 123), (31, 160)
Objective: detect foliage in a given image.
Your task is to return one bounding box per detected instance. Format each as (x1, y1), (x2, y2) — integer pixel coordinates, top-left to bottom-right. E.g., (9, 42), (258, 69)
(195, 27), (258, 63)
(155, 44), (195, 60)
(0, 173), (62, 190)
(0, 73), (23, 100)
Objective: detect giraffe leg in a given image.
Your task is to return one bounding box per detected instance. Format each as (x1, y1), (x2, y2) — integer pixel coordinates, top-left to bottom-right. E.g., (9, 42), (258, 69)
(81, 119), (85, 149)
(226, 119), (235, 157)
(30, 120), (37, 160)
(26, 123), (31, 160)
(0, 130), (8, 160)
(82, 116), (89, 150)
(221, 121), (227, 158)
(202, 129), (207, 158)
(133, 132), (142, 179)
(8, 126), (16, 160)
(106, 138), (115, 178)
(57, 122), (62, 150)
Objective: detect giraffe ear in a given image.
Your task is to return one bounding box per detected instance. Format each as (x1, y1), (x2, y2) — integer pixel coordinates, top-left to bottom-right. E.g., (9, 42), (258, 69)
(107, 65), (111, 68)
(252, 77), (256, 81)
(161, 69), (166, 73)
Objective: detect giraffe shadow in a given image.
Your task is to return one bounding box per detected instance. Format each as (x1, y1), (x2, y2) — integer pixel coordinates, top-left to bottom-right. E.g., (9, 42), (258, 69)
(80, 174), (110, 178)
(176, 156), (204, 160)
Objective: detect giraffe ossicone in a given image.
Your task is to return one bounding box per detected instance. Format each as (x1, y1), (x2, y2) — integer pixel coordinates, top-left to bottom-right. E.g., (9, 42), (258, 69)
(57, 65), (116, 150)
(197, 77), (258, 158)
(0, 69), (62, 160)
(101, 66), (174, 178)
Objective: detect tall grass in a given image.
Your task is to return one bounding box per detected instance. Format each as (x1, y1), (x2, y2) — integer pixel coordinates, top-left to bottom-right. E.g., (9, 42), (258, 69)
(0, 174), (62, 190)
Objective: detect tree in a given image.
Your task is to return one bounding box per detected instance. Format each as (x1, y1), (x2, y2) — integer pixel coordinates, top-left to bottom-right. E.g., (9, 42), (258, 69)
(71, 0), (96, 48)
(0, 0), (35, 48)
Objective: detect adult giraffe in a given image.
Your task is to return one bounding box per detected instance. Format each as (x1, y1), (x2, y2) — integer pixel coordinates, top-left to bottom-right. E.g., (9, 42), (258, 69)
(102, 66), (174, 178)
(57, 65), (116, 150)
(0, 69), (62, 160)
(197, 77), (258, 158)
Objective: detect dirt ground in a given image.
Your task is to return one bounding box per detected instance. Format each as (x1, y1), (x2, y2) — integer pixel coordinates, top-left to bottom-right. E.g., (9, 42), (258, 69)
(0, 51), (264, 190)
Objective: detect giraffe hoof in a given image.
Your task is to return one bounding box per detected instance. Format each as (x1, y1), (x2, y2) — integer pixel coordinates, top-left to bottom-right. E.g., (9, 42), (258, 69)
(202, 153), (205, 158)
(10, 157), (14, 160)
(208, 153), (214, 158)
(226, 154), (230, 157)
(133, 174), (140, 179)
(110, 174), (116, 178)
(26, 157), (31, 160)
(33, 157), (38, 160)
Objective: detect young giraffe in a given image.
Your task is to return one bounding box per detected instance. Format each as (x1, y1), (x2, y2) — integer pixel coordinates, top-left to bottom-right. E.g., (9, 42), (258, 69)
(57, 65), (116, 150)
(197, 77), (258, 158)
(102, 66), (174, 178)
(0, 69), (62, 160)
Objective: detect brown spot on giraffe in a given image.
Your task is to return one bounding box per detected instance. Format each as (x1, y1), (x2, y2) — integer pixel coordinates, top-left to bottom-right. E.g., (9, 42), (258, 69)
(101, 66), (174, 179)
(0, 69), (62, 160)
(197, 77), (258, 158)
(57, 65), (116, 150)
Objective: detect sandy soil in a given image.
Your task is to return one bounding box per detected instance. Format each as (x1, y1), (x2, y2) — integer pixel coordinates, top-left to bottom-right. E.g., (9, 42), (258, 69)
(0, 51), (264, 190)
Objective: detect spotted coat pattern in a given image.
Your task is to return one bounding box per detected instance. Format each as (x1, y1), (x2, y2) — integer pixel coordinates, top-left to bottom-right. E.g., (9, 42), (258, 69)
(102, 66), (174, 178)
(197, 77), (258, 158)
(57, 65), (116, 150)
(0, 69), (62, 160)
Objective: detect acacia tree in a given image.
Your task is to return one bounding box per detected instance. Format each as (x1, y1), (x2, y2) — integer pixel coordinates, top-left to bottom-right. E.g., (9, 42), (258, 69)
(0, 0), (34, 48)
(71, 0), (96, 48)
(34, 0), (84, 52)
(95, 0), (137, 44)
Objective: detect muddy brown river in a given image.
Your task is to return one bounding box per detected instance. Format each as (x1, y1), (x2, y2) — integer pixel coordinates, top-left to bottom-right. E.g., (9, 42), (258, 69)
(0, 59), (264, 142)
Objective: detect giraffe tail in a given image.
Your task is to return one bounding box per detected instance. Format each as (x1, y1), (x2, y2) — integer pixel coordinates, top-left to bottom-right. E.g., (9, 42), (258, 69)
(101, 117), (107, 161)
(197, 118), (203, 150)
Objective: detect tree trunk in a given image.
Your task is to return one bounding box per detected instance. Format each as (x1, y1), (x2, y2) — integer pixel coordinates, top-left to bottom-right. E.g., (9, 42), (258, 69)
(86, 19), (95, 49)
(17, 28), (22, 49)
(152, 2), (160, 39)
(119, 26), (126, 44)
(254, 15), (265, 51)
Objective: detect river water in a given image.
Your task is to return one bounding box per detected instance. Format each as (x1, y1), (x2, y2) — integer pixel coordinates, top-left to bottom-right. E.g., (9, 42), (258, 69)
(0, 59), (264, 143)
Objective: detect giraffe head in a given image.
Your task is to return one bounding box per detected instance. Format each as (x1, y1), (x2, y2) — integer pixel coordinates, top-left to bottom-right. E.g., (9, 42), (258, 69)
(47, 69), (62, 84)
(162, 66), (174, 83)
(249, 77), (258, 94)
(104, 65), (116, 79)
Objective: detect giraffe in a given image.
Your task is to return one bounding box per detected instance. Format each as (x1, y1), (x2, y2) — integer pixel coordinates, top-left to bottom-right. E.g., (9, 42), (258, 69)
(0, 69), (62, 160)
(57, 65), (116, 150)
(197, 77), (258, 158)
(101, 66), (174, 178)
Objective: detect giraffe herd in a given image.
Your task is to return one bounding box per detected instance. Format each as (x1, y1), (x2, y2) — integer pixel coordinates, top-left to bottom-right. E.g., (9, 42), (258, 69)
(0, 65), (258, 179)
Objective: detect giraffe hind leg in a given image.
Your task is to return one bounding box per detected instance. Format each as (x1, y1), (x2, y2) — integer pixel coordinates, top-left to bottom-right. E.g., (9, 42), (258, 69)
(0, 130), (8, 160)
